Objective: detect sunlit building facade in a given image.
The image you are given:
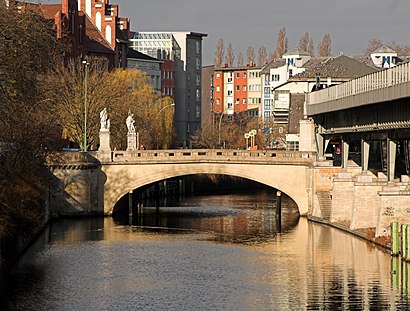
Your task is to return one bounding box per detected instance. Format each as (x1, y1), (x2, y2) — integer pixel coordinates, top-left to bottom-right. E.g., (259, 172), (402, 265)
(129, 31), (207, 147)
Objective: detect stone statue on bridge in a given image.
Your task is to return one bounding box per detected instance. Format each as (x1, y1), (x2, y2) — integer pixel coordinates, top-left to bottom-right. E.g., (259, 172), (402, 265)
(126, 110), (138, 150)
(98, 108), (111, 159)
(126, 111), (135, 134)
(100, 108), (110, 131)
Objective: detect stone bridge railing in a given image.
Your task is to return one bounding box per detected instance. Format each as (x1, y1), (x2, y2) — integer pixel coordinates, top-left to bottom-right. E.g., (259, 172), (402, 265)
(99, 149), (316, 165)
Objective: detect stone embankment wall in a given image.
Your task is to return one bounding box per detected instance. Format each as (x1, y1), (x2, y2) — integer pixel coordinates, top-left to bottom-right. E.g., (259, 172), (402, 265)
(310, 161), (410, 247)
(47, 152), (104, 216)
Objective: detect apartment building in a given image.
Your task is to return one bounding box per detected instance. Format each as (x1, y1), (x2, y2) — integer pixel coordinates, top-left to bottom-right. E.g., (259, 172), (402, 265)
(213, 65), (261, 120)
(129, 31), (207, 147)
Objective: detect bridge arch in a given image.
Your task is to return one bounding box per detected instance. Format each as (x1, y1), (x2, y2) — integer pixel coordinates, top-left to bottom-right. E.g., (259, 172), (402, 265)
(102, 162), (311, 215)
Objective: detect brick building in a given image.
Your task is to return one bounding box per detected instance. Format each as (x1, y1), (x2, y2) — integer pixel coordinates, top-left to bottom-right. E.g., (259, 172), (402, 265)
(20, 0), (130, 68)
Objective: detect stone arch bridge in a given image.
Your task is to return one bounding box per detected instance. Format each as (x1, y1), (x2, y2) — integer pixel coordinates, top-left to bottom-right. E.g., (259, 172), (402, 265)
(47, 149), (316, 216)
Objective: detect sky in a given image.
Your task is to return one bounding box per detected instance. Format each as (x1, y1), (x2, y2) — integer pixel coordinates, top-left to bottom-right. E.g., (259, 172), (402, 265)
(47, 0), (410, 66)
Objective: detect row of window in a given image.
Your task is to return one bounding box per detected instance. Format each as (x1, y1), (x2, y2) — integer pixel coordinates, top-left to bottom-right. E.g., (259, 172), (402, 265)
(162, 70), (173, 79)
(235, 98), (247, 105)
(215, 98), (263, 106)
(248, 84), (261, 91)
(215, 72), (286, 84)
(215, 85), (263, 92)
(216, 72), (248, 79)
(162, 87), (174, 96)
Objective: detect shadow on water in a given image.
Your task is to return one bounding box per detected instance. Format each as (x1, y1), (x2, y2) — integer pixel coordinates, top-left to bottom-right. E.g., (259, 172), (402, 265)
(113, 189), (300, 244)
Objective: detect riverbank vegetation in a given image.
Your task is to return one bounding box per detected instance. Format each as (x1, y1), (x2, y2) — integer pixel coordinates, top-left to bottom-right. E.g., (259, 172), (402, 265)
(0, 4), (61, 242)
(0, 4), (173, 257)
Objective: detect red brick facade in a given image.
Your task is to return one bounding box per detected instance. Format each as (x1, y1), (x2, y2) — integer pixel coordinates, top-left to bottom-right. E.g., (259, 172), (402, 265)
(31, 0), (129, 68)
(161, 60), (175, 97)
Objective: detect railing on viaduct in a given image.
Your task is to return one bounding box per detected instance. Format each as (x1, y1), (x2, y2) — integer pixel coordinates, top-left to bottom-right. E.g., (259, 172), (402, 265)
(306, 61), (410, 115)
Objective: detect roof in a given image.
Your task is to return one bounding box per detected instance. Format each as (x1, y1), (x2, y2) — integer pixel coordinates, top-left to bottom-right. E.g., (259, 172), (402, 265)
(214, 65), (262, 71)
(116, 25), (129, 43)
(260, 58), (286, 74)
(289, 55), (379, 81)
(372, 45), (396, 54)
(82, 13), (114, 54)
(127, 49), (161, 62)
(39, 4), (61, 19)
(283, 48), (310, 57)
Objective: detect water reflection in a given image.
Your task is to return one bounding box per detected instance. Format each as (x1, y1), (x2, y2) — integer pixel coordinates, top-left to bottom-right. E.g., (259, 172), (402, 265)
(3, 191), (410, 310)
(119, 190), (299, 243)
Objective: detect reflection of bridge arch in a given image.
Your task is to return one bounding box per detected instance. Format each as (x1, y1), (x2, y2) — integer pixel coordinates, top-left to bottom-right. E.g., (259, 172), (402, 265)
(102, 160), (312, 215)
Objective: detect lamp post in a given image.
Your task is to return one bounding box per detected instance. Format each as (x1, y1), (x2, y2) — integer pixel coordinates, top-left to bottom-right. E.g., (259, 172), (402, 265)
(218, 111), (224, 146)
(155, 102), (175, 149)
(244, 132), (250, 149)
(82, 61), (90, 152)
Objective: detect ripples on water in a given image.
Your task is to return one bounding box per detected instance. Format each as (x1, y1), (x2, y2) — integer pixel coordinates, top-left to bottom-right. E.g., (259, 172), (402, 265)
(3, 190), (410, 310)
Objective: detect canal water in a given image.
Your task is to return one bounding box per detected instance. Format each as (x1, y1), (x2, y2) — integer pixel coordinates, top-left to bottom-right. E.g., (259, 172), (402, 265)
(2, 189), (410, 310)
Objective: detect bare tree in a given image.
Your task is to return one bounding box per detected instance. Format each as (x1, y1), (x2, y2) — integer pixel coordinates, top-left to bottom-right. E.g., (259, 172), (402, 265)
(308, 38), (314, 56)
(298, 32), (310, 52)
(246, 46), (255, 65)
(364, 38), (383, 55)
(225, 43), (235, 67)
(364, 38), (410, 56)
(275, 27), (288, 58)
(237, 52), (244, 67)
(214, 38), (225, 67)
(391, 42), (410, 56)
(317, 33), (332, 57)
(257, 46), (268, 66)
(299, 32), (314, 55)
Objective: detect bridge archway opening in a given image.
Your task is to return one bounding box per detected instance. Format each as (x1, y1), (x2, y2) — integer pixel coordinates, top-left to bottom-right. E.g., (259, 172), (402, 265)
(111, 174), (299, 218)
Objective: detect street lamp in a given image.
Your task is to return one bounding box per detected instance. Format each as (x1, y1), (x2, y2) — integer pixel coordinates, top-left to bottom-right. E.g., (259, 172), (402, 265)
(244, 132), (250, 149)
(155, 102), (175, 149)
(218, 111), (224, 146)
(82, 61), (90, 152)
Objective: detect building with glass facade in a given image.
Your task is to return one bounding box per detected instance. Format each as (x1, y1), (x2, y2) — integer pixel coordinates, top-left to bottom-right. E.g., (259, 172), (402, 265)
(129, 31), (207, 147)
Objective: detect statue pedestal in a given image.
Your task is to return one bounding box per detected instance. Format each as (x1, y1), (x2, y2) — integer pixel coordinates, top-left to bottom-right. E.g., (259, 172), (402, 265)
(98, 130), (111, 162)
(127, 132), (138, 151)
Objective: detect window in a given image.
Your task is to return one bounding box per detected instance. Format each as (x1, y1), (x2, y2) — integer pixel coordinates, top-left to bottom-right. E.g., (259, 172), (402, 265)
(216, 86), (220, 92)
(264, 99), (270, 110)
(236, 73), (240, 78)
(236, 85), (240, 91)
(228, 90), (232, 96)
(216, 98), (220, 105)
(271, 74), (280, 81)
(196, 88), (200, 101)
(243, 72), (247, 78)
(242, 85), (246, 91)
(227, 77), (232, 83)
(196, 105), (200, 118)
(242, 98), (246, 104)
(216, 73), (220, 79)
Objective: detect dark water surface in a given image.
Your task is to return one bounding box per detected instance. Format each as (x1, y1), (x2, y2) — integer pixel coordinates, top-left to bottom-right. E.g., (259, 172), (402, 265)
(3, 190), (410, 310)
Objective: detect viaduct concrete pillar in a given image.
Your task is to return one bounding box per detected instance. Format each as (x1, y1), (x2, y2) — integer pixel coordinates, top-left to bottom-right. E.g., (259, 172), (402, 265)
(387, 138), (397, 181)
(361, 137), (370, 172)
(341, 139), (349, 170)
